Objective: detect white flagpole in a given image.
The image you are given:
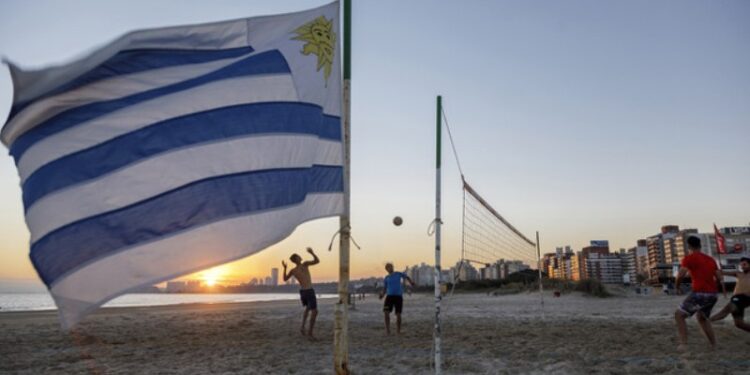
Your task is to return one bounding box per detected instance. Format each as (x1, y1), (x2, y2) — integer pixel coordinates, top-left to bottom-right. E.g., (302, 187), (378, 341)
(334, 1), (352, 373)
(434, 95), (443, 374)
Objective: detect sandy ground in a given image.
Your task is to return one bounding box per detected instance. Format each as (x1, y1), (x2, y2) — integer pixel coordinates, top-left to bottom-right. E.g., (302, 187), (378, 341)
(1, 291), (749, 374)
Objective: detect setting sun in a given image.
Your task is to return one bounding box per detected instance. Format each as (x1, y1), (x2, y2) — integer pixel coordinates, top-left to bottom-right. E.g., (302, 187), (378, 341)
(201, 267), (223, 287)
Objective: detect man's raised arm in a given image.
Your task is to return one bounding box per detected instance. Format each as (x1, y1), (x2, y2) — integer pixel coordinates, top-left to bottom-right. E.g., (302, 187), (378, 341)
(304, 247), (320, 266)
(282, 260), (292, 282)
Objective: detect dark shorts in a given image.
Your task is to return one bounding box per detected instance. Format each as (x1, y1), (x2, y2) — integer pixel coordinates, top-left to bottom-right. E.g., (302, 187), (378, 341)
(383, 295), (403, 314)
(678, 292), (717, 318)
(730, 294), (750, 318)
(300, 288), (317, 310)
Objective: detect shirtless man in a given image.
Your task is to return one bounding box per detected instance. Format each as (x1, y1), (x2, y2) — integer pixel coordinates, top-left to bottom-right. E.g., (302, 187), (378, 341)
(710, 257), (750, 333)
(282, 247), (319, 339)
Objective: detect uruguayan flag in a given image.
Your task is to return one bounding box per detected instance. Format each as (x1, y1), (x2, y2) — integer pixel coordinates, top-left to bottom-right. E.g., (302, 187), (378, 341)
(1, 1), (342, 328)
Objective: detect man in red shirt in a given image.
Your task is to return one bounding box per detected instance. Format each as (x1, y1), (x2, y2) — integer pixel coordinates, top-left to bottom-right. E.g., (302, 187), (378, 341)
(674, 235), (722, 349)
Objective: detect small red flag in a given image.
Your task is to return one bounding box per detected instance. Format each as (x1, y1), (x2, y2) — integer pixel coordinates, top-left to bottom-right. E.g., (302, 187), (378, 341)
(714, 224), (726, 255)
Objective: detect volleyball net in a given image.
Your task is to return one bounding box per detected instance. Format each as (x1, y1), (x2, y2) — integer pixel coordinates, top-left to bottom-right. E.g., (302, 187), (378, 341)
(457, 179), (537, 282)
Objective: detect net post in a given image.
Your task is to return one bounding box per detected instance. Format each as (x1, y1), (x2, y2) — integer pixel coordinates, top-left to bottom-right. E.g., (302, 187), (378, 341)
(460, 184), (466, 271)
(536, 231), (545, 320)
(334, 1), (351, 374)
(433, 95), (442, 375)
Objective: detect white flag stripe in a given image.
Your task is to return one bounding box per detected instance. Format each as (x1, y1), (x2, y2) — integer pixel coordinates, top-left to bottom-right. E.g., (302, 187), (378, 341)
(27, 135), (343, 243)
(18, 74), (298, 181)
(5, 51), (259, 145)
(50, 192), (343, 329)
(7, 17), (251, 108)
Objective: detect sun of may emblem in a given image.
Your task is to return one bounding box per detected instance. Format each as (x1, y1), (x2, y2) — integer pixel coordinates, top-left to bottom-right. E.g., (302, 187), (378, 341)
(292, 16), (336, 83)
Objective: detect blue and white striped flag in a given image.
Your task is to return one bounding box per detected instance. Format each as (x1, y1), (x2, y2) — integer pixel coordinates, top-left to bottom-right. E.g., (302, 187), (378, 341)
(1, 1), (342, 328)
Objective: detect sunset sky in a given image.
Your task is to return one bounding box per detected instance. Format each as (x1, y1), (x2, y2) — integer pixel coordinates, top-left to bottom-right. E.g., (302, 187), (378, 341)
(1, 0), (748, 288)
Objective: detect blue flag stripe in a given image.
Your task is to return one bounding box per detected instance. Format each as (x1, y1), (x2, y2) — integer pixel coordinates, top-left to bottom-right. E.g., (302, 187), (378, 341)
(22, 102), (341, 210)
(8, 46), (256, 121)
(25, 135), (343, 243)
(9, 50), (291, 160)
(31, 165), (344, 287)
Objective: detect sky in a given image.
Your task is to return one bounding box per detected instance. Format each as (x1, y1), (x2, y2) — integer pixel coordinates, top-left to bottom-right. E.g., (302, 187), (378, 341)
(0, 0), (748, 288)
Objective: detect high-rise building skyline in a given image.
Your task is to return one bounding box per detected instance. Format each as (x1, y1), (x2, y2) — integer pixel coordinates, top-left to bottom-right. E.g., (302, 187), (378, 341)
(271, 268), (279, 287)
(543, 225), (750, 285)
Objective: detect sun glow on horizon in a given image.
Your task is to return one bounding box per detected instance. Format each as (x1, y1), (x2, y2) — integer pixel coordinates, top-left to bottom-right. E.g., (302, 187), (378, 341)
(201, 267), (223, 287)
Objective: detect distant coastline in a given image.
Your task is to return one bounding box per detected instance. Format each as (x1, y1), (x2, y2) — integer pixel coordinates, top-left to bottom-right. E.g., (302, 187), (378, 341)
(0, 292), (338, 313)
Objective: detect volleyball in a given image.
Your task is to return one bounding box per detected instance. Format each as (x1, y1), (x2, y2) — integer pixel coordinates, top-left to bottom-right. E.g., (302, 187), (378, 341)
(393, 216), (403, 226)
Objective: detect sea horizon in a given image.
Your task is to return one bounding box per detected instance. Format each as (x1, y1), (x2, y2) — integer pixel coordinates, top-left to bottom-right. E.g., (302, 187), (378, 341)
(0, 292), (337, 313)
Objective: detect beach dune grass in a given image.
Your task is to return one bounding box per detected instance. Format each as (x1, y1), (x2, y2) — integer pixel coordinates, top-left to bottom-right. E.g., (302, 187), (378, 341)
(444, 274), (612, 298)
(574, 278), (612, 298)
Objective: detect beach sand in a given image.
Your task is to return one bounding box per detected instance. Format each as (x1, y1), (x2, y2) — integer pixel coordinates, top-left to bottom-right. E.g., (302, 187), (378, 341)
(1, 291), (749, 374)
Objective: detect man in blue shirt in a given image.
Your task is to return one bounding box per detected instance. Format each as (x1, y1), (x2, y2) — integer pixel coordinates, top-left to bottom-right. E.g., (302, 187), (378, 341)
(379, 262), (415, 335)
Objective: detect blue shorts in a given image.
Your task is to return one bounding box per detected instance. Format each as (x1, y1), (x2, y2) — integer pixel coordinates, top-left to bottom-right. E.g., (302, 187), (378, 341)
(678, 292), (717, 318)
(299, 288), (317, 310)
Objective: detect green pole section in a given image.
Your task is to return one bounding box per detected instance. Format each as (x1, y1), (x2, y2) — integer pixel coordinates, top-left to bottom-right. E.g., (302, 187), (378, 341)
(343, 0), (351, 80)
(436, 95), (442, 168)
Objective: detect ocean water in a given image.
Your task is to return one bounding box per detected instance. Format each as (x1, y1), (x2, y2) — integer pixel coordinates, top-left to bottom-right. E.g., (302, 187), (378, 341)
(0, 293), (336, 312)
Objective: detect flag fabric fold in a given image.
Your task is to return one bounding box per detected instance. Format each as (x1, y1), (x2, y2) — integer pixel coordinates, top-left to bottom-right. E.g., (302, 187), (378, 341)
(1, 1), (342, 329)
(714, 224), (726, 255)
